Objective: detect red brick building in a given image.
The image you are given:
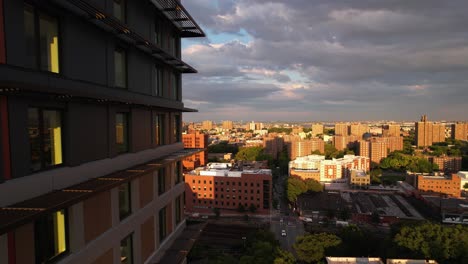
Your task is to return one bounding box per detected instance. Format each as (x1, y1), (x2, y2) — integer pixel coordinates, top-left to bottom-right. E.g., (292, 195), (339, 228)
(427, 156), (462, 173)
(184, 163), (272, 215)
(416, 174), (461, 198)
(183, 132), (208, 170)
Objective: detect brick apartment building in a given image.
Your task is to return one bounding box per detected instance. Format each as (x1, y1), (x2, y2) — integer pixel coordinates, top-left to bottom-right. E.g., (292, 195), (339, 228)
(0, 0), (204, 263)
(263, 134), (284, 159)
(184, 163), (272, 215)
(427, 156), (462, 173)
(359, 136), (403, 164)
(382, 124), (401, 137)
(415, 115), (445, 147)
(290, 138), (325, 159)
(334, 135), (360, 151)
(452, 122), (468, 141)
(182, 132), (209, 170)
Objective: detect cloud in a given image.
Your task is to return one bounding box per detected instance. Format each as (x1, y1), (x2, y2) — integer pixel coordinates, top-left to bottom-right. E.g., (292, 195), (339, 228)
(181, 0), (468, 121)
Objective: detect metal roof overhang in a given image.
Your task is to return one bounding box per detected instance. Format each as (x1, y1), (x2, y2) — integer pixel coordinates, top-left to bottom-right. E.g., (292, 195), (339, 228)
(149, 0), (206, 38)
(51, 0), (198, 73)
(182, 107), (198, 113)
(0, 148), (205, 235)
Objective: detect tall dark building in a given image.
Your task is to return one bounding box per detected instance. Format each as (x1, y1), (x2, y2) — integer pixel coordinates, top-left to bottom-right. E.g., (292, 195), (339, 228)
(0, 0), (204, 263)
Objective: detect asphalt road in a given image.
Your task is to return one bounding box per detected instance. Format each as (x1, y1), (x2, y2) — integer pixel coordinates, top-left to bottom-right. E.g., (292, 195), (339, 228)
(270, 172), (305, 253)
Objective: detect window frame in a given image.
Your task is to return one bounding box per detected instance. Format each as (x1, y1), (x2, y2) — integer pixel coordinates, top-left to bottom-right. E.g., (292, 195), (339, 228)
(119, 182), (132, 220)
(24, 3), (61, 74)
(28, 107), (64, 173)
(158, 167), (167, 195)
(115, 112), (129, 154)
(154, 113), (165, 146)
(159, 206), (167, 242)
(120, 233), (133, 264)
(113, 0), (126, 22)
(114, 47), (128, 89)
(34, 209), (69, 263)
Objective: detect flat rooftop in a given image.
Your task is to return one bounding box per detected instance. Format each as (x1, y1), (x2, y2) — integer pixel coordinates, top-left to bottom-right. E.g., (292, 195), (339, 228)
(326, 257), (383, 264)
(186, 162), (272, 178)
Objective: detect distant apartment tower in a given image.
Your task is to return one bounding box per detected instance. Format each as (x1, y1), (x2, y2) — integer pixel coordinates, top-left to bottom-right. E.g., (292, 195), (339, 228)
(335, 122), (349, 136)
(290, 138), (325, 160)
(334, 135), (359, 151)
(383, 136), (404, 153)
(222, 120), (234, 130)
(263, 135), (284, 159)
(427, 156), (462, 173)
(451, 122), (468, 141)
(382, 124), (401, 137)
(183, 132), (209, 170)
(358, 138), (396, 164)
(415, 115), (445, 147)
(349, 123), (369, 138)
(432, 123), (445, 143)
(202, 120), (213, 130)
(311, 123), (324, 136)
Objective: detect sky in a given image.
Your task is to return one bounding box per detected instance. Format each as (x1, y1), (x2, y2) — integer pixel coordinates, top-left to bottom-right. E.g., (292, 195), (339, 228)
(181, 0), (468, 122)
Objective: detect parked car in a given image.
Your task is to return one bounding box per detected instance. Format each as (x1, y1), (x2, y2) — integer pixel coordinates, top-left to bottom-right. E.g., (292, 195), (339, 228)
(303, 217), (313, 223)
(281, 230), (287, 237)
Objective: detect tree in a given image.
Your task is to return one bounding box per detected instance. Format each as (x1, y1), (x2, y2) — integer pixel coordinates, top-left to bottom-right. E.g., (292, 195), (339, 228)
(305, 179), (324, 192)
(237, 204), (246, 212)
(235, 146), (264, 161)
(311, 149), (322, 155)
(274, 249), (296, 264)
(294, 233), (341, 263)
(394, 222), (468, 263)
(287, 177), (307, 202)
(464, 182), (468, 189)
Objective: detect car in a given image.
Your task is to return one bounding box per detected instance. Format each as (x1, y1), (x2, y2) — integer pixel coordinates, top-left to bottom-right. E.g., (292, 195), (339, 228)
(201, 215), (208, 219)
(303, 217), (313, 223)
(280, 218), (284, 224)
(281, 230), (287, 237)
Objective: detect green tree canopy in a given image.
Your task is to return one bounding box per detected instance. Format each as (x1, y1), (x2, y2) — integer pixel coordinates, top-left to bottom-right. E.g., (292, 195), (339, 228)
(305, 179), (324, 192)
(235, 146), (264, 161)
(294, 233), (342, 263)
(274, 249), (296, 264)
(287, 177), (307, 202)
(394, 222), (468, 263)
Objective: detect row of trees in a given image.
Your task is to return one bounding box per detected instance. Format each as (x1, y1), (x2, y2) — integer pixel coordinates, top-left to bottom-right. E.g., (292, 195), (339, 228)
(286, 176), (323, 203)
(379, 151), (438, 173)
(292, 222), (468, 264)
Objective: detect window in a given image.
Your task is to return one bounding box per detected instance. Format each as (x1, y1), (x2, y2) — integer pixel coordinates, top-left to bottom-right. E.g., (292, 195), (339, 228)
(120, 234), (133, 264)
(113, 0), (126, 21)
(35, 210), (68, 263)
(175, 161), (182, 184)
(171, 72), (180, 100)
(154, 17), (162, 46)
(174, 115), (181, 142)
(154, 66), (163, 96)
(175, 196), (182, 224)
(159, 206), (167, 241)
(119, 183), (131, 220)
(24, 4), (60, 73)
(154, 114), (165, 145)
(28, 108), (63, 172)
(158, 168), (167, 195)
(116, 113), (129, 153)
(114, 48), (127, 88)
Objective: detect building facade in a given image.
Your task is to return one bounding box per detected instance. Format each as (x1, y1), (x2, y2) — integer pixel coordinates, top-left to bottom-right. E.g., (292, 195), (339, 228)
(222, 120), (234, 130)
(415, 174), (461, 198)
(415, 115), (445, 147)
(311, 123), (324, 136)
(184, 163), (272, 215)
(427, 156), (462, 173)
(202, 120), (213, 130)
(182, 132), (209, 170)
(0, 1), (204, 263)
(289, 155), (369, 182)
(334, 122), (349, 136)
(290, 138), (325, 159)
(451, 122), (468, 141)
(382, 124), (400, 137)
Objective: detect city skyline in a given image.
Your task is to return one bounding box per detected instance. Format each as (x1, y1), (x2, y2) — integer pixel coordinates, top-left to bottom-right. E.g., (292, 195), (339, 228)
(182, 0), (468, 122)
